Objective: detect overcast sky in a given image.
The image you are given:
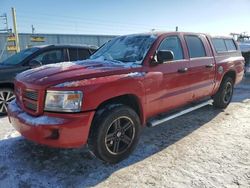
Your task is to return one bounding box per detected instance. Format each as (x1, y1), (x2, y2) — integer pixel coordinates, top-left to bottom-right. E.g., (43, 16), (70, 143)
(1, 0), (250, 36)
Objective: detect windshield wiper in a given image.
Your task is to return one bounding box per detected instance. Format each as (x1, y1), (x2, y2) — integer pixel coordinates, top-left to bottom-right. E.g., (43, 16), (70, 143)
(104, 58), (123, 64)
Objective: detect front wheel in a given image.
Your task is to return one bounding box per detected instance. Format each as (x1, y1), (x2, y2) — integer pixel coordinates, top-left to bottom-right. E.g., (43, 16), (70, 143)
(88, 105), (141, 163)
(0, 88), (15, 116)
(213, 77), (234, 108)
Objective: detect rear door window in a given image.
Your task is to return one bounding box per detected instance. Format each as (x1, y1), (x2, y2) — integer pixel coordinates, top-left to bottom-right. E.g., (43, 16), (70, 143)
(185, 35), (206, 58)
(69, 48), (90, 61)
(158, 36), (184, 60)
(32, 49), (63, 64)
(78, 49), (90, 60)
(68, 48), (78, 61)
(212, 38), (227, 52)
(224, 39), (237, 51)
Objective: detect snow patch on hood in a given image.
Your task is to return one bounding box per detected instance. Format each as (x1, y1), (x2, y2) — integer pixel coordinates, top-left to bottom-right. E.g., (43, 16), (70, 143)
(21, 60), (142, 80)
(22, 61), (77, 75)
(79, 58), (142, 68)
(8, 100), (64, 126)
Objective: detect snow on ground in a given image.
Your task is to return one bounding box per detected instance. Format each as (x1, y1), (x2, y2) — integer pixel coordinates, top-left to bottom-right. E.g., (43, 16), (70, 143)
(0, 78), (250, 188)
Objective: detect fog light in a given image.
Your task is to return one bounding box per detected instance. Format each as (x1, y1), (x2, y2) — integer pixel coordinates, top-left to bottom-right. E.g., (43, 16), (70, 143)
(46, 129), (59, 140)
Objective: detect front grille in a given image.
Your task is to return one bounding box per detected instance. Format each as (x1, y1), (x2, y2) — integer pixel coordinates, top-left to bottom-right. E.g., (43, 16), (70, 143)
(23, 89), (39, 113)
(24, 90), (38, 101)
(24, 101), (38, 111)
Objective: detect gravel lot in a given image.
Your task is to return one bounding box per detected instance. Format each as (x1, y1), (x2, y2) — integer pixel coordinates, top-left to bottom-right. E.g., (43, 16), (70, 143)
(0, 78), (250, 188)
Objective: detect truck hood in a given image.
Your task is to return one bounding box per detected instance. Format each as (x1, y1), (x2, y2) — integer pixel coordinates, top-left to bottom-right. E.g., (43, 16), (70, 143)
(16, 60), (142, 87)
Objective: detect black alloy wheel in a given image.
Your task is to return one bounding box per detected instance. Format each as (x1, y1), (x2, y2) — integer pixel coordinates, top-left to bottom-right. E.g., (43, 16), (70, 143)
(88, 105), (141, 163)
(213, 77), (234, 108)
(105, 116), (135, 155)
(223, 82), (233, 104)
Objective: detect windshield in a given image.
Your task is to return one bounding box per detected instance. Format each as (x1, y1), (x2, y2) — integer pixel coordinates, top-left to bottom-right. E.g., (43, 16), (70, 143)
(1, 47), (39, 65)
(90, 35), (156, 65)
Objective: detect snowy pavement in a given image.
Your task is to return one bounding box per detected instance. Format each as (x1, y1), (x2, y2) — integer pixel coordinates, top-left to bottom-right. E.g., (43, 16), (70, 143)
(0, 78), (250, 188)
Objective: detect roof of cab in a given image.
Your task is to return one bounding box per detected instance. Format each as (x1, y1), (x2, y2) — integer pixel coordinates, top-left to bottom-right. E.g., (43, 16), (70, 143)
(211, 36), (234, 39)
(33, 44), (98, 50)
(129, 31), (212, 37)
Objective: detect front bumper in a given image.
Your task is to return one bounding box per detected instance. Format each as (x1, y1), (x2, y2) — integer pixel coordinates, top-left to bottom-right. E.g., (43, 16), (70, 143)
(8, 100), (95, 148)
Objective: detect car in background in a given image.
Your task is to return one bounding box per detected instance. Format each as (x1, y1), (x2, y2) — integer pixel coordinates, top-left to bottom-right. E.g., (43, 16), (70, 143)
(239, 43), (250, 76)
(0, 44), (98, 115)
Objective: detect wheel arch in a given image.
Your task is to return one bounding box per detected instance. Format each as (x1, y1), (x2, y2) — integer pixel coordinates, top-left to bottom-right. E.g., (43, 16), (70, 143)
(213, 69), (236, 97)
(94, 94), (145, 126)
(222, 70), (236, 84)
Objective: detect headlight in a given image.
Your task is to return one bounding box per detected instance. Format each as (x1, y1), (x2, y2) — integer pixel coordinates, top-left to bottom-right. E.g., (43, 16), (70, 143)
(44, 90), (83, 112)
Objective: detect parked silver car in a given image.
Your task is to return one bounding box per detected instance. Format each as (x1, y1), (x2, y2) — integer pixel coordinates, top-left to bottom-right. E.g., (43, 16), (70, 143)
(240, 43), (250, 76)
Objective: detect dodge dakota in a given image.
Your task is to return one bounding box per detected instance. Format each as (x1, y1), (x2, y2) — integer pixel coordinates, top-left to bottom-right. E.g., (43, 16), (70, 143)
(8, 32), (245, 163)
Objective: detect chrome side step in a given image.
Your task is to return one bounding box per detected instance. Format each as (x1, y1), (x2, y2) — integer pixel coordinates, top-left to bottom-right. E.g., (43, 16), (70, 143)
(147, 99), (213, 127)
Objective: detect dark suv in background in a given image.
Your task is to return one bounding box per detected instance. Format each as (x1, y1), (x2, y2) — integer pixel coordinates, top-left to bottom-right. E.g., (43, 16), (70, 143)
(0, 44), (97, 115)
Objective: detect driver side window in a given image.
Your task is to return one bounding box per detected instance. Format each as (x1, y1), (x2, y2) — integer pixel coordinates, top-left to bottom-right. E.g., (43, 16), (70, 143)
(32, 49), (63, 65)
(158, 36), (184, 61)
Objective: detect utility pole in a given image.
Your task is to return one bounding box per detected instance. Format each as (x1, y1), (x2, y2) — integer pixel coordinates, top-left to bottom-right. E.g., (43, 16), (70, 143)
(0, 13), (10, 62)
(0, 13), (10, 32)
(11, 7), (20, 52)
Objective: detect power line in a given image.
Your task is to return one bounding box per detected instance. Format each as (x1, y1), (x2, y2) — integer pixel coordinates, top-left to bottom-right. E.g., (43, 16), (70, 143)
(17, 18), (164, 35)
(18, 16), (161, 31)
(17, 11), (170, 30)
(18, 20), (154, 32)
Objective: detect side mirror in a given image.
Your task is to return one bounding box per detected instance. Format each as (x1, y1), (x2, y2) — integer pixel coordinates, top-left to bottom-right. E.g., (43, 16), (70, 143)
(156, 50), (174, 64)
(29, 59), (42, 68)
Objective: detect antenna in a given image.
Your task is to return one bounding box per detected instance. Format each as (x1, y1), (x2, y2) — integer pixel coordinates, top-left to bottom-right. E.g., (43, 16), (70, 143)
(31, 25), (35, 34)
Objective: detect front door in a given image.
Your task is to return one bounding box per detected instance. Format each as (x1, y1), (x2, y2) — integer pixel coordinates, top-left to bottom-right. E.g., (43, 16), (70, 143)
(145, 35), (193, 117)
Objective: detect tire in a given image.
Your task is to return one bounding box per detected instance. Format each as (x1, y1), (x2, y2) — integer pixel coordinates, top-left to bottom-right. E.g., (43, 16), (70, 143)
(88, 104), (141, 163)
(213, 77), (234, 108)
(0, 88), (15, 116)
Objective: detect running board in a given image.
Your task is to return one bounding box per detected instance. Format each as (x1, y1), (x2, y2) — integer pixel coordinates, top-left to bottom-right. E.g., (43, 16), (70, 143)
(147, 99), (213, 127)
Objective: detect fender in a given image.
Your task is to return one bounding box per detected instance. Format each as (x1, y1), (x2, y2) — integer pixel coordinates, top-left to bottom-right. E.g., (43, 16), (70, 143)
(50, 72), (147, 124)
(212, 55), (244, 95)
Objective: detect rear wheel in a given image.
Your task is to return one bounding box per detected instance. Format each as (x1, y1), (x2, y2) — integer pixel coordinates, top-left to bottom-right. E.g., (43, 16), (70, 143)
(88, 105), (141, 163)
(213, 77), (234, 108)
(0, 88), (15, 116)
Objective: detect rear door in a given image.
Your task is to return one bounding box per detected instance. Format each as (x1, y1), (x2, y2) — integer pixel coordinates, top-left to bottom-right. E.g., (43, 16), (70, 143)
(184, 34), (216, 101)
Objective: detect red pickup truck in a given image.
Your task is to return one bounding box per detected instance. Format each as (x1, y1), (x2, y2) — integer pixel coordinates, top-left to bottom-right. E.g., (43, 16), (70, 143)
(8, 32), (245, 163)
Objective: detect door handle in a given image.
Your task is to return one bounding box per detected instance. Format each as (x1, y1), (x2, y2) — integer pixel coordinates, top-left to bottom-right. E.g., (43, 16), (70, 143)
(205, 64), (215, 68)
(178, 67), (188, 73)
